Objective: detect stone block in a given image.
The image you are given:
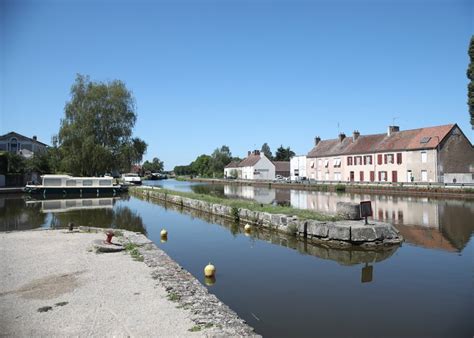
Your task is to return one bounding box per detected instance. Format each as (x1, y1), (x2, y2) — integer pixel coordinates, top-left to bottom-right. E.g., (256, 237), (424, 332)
(336, 202), (362, 220)
(350, 225), (377, 242)
(327, 223), (351, 241)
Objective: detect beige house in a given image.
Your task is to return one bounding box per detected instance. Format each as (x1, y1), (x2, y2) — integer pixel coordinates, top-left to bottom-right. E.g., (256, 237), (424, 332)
(306, 124), (474, 183)
(224, 150), (275, 180)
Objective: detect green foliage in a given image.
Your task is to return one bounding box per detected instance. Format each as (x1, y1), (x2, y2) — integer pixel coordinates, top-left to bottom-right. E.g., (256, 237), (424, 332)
(0, 152), (25, 174)
(274, 145), (295, 161)
(142, 157), (164, 173)
(58, 74), (147, 176)
(231, 206), (240, 222)
(335, 184), (346, 192)
(174, 145), (233, 178)
(261, 142), (273, 159)
(468, 36), (474, 128)
(124, 242), (144, 261)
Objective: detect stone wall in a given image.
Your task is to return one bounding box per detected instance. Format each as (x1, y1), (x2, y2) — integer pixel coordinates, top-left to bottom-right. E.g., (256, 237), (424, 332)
(132, 187), (403, 248)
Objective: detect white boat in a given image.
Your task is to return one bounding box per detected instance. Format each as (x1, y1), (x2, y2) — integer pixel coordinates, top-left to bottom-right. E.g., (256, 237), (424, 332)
(24, 174), (126, 196)
(121, 173), (142, 185)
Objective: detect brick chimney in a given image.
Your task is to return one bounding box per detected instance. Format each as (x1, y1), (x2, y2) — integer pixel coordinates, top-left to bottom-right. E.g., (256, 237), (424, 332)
(387, 126), (400, 136)
(338, 133), (346, 142)
(314, 136), (321, 146)
(353, 130), (360, 141)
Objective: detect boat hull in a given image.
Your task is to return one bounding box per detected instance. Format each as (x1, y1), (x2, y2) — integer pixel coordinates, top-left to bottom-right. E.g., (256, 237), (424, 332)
(24, 186), (127, 197)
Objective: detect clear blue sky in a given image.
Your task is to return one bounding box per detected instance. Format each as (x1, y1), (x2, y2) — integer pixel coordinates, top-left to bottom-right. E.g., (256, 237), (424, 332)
(1, 0), (473, 170)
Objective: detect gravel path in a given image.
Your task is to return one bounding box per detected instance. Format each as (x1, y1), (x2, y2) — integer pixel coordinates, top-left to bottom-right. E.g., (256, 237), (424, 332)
(0, 230), (250, 337)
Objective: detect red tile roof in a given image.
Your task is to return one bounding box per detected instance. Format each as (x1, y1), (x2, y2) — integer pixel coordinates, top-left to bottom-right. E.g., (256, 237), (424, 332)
(307, 124), (456, 158)
(225, 161), (240, 169)
(238, 154), (262, 167)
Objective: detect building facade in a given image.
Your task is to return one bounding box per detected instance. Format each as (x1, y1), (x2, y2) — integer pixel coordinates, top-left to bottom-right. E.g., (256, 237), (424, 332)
(224, 150), (275, 180)
(0, 132), (48, 158)
(306, 124), (474, 184)
(290, 155), (307, 181)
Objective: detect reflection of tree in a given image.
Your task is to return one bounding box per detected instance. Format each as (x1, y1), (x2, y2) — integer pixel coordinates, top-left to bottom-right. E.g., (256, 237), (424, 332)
(52, 205), (147, 235)
(113, 206), (147, 235)
(0, 198), (46, 231)
(439, 202), (474, 251)
(190, 184), (225, 198)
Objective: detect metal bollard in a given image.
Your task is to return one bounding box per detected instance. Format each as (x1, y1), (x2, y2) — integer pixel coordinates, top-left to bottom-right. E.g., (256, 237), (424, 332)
(105, 231), (114, 244)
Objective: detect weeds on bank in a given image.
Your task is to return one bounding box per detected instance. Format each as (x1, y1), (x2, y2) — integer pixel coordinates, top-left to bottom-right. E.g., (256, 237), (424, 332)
(188, 323), (213, 332)
(167, 292), (181, 302)
(124, 243), (144, 262)
(134, 187), (339, 222)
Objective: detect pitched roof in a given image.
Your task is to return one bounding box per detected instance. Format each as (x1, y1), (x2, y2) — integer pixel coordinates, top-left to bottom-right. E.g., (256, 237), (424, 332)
(273, 161), (290, 172)
(225, 161), (240, 169)
(307, 124), (456, 158)
(0, 131), (49, 146)
(238, 153), (261, 167)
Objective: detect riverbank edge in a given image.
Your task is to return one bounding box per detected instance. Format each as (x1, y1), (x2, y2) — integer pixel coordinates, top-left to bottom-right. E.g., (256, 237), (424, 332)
(131, 187), (403, 248)
(182, 177), (474, 199)
(74, 226), (259, 337)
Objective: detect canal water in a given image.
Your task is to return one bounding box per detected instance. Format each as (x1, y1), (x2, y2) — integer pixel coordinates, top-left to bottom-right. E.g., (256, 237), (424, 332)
(1, 187), (473, 336)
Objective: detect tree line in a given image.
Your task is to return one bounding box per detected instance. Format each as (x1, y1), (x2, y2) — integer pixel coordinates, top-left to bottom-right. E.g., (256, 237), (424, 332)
(174, 143), (295, 178)
(1, 74), (160, 178)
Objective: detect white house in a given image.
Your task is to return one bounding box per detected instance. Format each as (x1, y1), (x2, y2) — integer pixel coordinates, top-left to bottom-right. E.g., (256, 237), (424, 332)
(290, 155), (307, 181)
(224, 150), (276, 180)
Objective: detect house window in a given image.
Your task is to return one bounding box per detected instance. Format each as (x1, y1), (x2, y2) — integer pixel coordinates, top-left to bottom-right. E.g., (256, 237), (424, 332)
(378, 171), (387, 182)
(324, 160), (329, 168)
(10, 138), (18, 153)
(396, 153), (402, 164)
(364, 155), (372, 165)
(354, 156), (362, 165)
(421, 151), (427, 163)
(421, 170), (428, 182)
(333, 158), (341, 168)
(310, 161), (315, 168)
(347, 157), (353, 166)
(385, 154), (394, 164)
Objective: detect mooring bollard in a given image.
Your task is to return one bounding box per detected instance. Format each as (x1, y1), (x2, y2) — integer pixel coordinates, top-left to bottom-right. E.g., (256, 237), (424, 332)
(68, 222), (74, 231)
(104, 231), (114, 244)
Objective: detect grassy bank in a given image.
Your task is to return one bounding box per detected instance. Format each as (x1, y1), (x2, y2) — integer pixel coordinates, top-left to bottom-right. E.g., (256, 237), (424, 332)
(133, 187), (340, 222)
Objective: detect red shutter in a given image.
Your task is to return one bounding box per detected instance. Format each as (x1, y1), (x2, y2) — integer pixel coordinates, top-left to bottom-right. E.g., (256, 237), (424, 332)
(392, 171), (398, 182)
(384, 154), (388, 164)
(370, 171), (375, 182)
(378, 171), (381, 181)
(360, 171), (364, 181)
(347, 157), (352, 166)
(377, 154), (382, 165)
(397, 153), (402, 164)
(363, 156), (367, 165)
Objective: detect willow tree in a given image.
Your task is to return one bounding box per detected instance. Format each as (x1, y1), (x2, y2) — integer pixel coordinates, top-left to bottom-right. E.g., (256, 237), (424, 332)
(58, 74), (147, 176)
(468, 36), (474, 129)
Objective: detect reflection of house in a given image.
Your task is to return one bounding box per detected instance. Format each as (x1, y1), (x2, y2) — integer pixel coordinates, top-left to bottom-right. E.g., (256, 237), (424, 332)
(306, 124), (474, 183)
(0, 131), (48, 158)
(224, 150), (275, 180)
(290, 155), (307, 180)
(223, 185), (276, 204)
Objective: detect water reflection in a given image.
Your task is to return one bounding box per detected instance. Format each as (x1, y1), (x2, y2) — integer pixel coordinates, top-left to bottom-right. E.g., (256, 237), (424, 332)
(0, 195), (147, 235)
(146, 180), (474, 252)
(142, 195), (398, 269)
(0, 195), (47, 231)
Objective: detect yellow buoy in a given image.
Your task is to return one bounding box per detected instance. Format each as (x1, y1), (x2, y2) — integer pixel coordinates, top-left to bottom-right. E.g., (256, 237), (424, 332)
(160, 229), (168, 237)
(244, 223), (252, 232)
(204, 263), (216, 277)
(204, 276), (216, 286)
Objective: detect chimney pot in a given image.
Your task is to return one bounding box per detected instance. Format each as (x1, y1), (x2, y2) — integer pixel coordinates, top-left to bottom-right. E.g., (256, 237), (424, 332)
(353, 130), (360, 141)
(338, 133), (346, 142)
(33, 135), (37, 141)
(315, 136), (321, 146)
(387, 126), (400, 136)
